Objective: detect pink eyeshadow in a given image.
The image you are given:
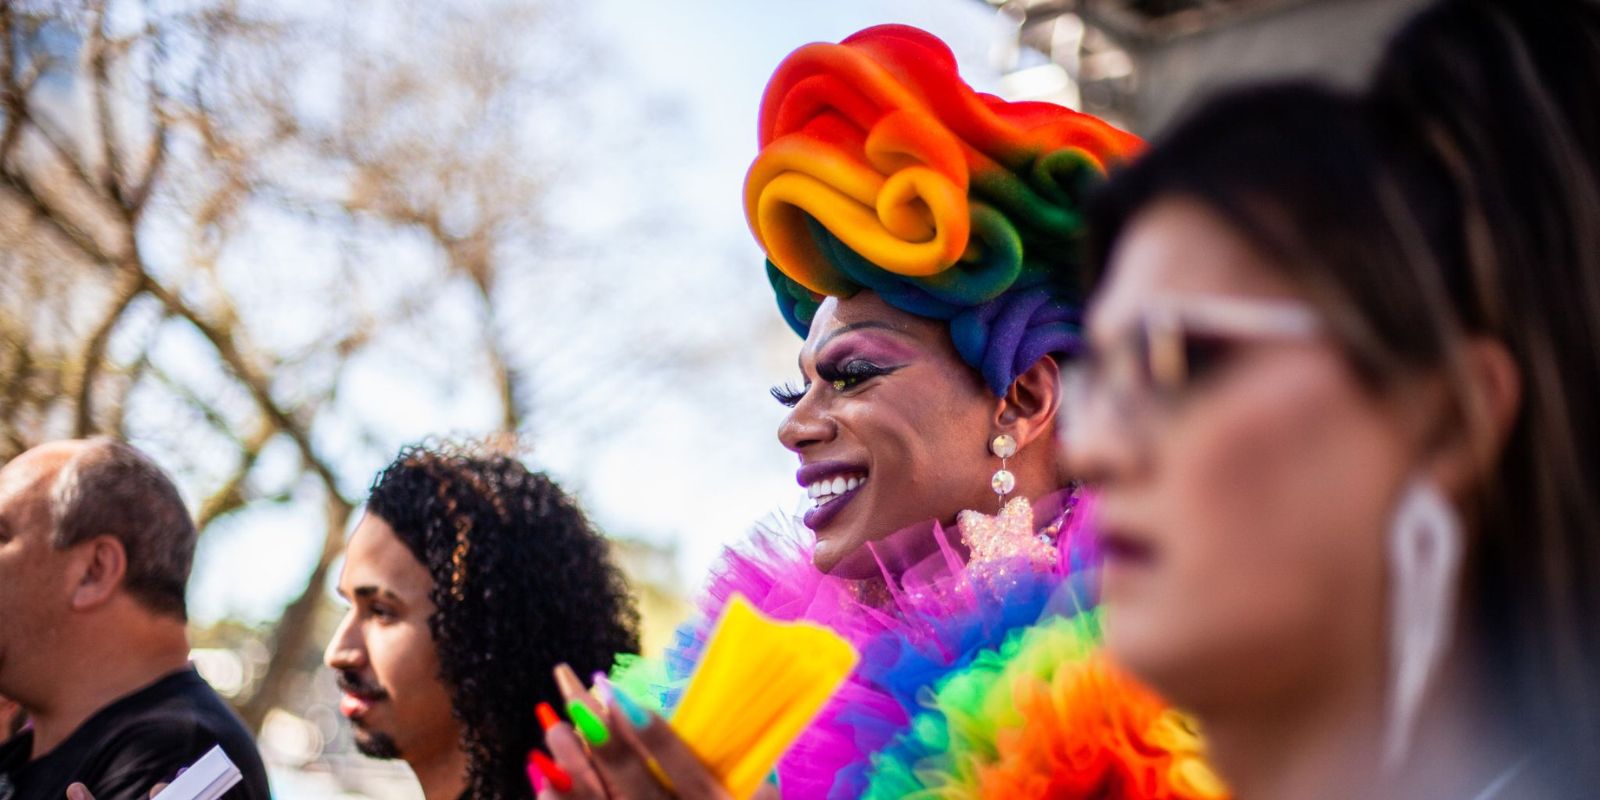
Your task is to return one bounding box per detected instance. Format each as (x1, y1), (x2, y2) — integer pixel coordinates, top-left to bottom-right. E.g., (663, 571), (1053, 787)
(816, 331), (919, 366)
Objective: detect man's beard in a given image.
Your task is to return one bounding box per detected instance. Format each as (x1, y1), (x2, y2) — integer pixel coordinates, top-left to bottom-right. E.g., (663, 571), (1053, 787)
(338, 670), (401, 760)
(351, 726), (403, 760)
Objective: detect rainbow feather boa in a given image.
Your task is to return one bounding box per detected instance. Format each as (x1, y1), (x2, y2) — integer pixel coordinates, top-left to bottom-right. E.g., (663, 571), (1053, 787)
(613, 491), (1227, 799)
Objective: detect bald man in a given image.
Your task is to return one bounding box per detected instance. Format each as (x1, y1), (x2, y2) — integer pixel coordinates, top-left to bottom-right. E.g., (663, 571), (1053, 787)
(0, 439), (268, 800)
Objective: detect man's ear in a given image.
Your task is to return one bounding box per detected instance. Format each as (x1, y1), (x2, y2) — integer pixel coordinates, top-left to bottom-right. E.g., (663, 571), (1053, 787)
(993, 355), (1063, 450)
(1425, 337), (1522, 498)
(69, 536), (128, 612)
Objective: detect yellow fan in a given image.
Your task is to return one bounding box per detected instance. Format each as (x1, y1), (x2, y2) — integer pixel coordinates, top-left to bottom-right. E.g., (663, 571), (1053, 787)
(670, 593), (859, 799)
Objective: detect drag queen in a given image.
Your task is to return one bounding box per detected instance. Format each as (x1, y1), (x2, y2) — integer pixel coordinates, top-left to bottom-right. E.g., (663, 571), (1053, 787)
(547, 25), (1225, 800)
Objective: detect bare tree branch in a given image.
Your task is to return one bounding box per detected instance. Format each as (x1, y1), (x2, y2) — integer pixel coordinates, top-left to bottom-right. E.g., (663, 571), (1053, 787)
(0, 168), (116, 265)
(0, 0), (624, 733)
(195, 421), (274, 529)
(85, 0), (127, 207)
(0, 4), (22, 161)
(238, 488), (351, 730)
(143, 362), (242, 443)
(127, 106), (167, 217)
(105, 345), (154, 439)
(27, 106), (104, 195)
(140, 278), (342, 495)
(72, 267), (146, 436)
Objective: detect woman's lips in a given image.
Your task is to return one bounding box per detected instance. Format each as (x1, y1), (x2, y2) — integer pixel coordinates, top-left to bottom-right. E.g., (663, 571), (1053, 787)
(1099, 528), (1157, 566)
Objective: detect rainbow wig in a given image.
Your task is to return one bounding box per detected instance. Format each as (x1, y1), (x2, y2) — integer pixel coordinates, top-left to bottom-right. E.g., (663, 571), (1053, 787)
(745, 24), (1141, 395)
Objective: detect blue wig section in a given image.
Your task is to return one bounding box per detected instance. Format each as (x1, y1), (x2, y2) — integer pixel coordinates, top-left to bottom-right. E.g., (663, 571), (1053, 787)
(980, 289), (1051, 394)
(949, 301), (1004, 369)
(767, 260), (817, 337)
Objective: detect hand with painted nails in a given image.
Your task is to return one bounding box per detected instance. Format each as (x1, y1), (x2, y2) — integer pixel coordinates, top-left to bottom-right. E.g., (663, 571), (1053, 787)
(530, 663), (771, 800)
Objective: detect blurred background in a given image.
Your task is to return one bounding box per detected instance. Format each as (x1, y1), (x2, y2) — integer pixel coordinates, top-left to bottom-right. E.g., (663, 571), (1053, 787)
(0, 0), (1428, 796)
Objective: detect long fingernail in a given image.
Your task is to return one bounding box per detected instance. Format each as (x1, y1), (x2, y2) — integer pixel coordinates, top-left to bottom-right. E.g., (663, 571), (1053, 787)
(591, 671), (614, 707)
(530, 750), (572, 793)
(567, 699), (610, 747)
(525, 752), (545, 793)
(553, 663), (586, 701)
(535, 701), (561, 732)
(610, 685), (652, 729)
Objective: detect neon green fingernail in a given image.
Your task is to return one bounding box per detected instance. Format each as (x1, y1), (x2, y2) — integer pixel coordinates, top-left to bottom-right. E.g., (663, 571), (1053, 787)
(566, 699), (610, 747)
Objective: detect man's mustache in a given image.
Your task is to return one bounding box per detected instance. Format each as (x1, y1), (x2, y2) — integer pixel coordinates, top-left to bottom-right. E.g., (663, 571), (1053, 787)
(336, 670), (389, 700)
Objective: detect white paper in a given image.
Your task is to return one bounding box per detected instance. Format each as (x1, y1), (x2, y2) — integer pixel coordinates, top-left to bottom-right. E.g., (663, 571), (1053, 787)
(153, 745), (242, 800)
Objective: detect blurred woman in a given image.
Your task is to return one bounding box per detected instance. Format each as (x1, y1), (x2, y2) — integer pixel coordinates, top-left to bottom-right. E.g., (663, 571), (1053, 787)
(1068, 2), (1600, 797)
(536, 24), (1224, 800)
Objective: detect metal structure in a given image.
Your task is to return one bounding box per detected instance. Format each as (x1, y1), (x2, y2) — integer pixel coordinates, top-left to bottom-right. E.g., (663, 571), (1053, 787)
(982, 0), (1430, 133)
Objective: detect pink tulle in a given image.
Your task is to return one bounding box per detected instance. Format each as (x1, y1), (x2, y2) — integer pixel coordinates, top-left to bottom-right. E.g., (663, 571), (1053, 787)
(672, 512), (898, 796)
(668, 490), (1094, 797)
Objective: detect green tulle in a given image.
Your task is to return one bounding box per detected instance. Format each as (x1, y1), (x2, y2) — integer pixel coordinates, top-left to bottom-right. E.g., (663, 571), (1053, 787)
(609, 652), (671, 714)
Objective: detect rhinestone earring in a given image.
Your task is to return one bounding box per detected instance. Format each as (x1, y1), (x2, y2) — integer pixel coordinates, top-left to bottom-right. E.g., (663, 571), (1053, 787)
(990, 433), (1017, 507)
(1383, 477), (1464, 769)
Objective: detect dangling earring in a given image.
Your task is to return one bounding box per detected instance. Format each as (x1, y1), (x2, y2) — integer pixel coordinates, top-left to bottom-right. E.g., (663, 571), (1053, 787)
(990, 433), (1017, 510)
(1383, 477), (1465, 770)
(959, 432), (1056, 575)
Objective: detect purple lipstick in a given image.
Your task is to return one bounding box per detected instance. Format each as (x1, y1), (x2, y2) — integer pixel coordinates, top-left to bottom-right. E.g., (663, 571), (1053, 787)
(796, 460), (869, 531)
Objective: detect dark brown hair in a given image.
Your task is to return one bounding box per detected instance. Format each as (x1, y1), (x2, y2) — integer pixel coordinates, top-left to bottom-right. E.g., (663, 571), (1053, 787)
(1370, 0), (1600, 788)
(366, 441), (641, 800)
(1088, 0), (1600, 790)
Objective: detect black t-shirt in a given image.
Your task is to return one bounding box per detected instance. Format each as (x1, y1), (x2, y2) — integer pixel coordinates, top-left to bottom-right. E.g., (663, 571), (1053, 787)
(0, 667), (270, 800)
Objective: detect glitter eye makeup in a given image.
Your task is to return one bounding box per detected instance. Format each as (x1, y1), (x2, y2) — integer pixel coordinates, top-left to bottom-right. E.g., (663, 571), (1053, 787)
(813, 332), (913, 390)
(774, 329), (918, 407)
(818, 360), (897, 393)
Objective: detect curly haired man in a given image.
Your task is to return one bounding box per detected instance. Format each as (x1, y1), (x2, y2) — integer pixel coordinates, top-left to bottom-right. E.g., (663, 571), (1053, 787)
(325, 442), (640, 800)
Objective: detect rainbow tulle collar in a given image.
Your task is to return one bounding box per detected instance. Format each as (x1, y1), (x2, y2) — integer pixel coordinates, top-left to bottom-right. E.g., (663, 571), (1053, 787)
(613, 487), (1227, 798)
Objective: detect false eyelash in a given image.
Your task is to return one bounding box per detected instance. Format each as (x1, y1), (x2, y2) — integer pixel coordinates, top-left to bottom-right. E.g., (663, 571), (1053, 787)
(770, 382), (807, 407)
(817, 360), (896, 385)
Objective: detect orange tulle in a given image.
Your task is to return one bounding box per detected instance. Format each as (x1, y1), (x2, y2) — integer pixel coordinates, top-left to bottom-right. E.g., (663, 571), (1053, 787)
(978, 655), (1229, 800)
